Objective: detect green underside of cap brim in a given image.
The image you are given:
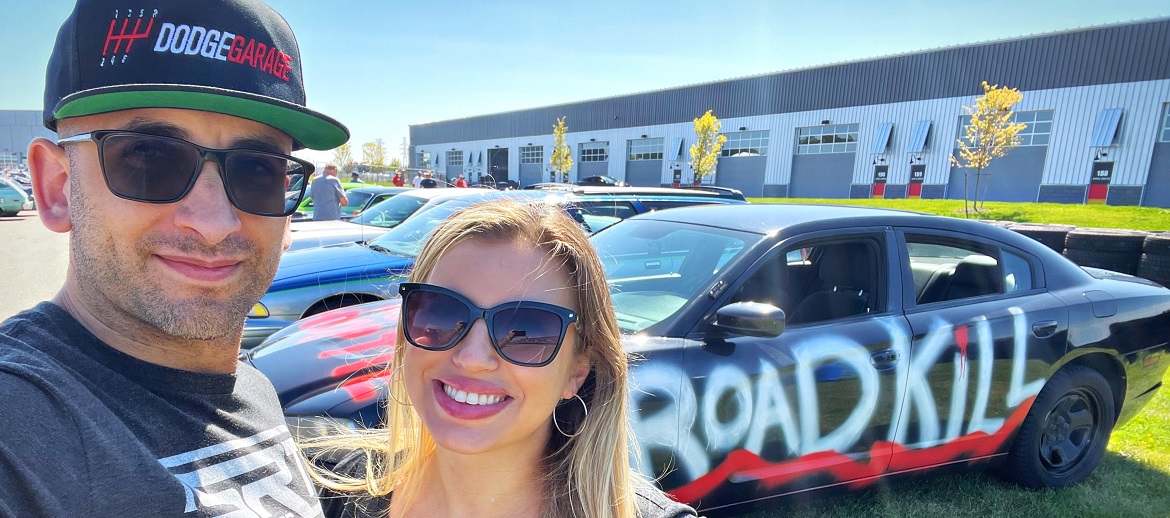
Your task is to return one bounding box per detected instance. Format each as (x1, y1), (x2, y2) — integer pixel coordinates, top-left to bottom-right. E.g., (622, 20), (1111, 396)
(55, 90), (348, 150)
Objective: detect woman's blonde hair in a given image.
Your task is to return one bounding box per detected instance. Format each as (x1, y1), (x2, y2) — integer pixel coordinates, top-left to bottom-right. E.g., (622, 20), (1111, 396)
(308, 200), (637, 518)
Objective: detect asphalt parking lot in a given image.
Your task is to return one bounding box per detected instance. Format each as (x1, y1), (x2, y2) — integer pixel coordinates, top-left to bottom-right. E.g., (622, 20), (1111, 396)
(0, 210), (68, 320)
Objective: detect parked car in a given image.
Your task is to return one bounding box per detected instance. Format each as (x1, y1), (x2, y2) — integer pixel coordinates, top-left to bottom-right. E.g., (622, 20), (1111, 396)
(245, 204), (1169, 513)
(242, 188), (746, 348)
(285, 188), (493, 253)
(0, 178), (34, 216)
(576, 175), (626, 187)
(288, 181), (365, 221)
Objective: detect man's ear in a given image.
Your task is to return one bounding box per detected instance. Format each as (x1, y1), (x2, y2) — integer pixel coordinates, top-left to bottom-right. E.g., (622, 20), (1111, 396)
(28, 137), (72, 233)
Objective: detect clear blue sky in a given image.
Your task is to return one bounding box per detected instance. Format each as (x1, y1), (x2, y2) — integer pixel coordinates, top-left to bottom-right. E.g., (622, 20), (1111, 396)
(2, 1), (1168, 164)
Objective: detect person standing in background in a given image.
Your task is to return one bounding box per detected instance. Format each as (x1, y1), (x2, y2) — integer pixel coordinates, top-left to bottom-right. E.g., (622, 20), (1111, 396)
(310, 164), (348, 220)
(454, 174), (468, 188)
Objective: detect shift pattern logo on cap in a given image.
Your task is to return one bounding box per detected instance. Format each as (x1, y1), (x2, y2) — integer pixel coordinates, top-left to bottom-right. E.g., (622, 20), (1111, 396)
(97, 6), (293, 81)
(101, 8), (156, 66)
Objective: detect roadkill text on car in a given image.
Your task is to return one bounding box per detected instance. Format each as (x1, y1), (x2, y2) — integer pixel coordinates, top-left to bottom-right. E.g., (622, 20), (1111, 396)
(245, 204), (1170, 513)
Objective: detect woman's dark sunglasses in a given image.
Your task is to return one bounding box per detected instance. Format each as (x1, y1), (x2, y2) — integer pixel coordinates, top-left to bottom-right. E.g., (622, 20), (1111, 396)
(57, 130), (313, 217)
(399, 282), (578, 367)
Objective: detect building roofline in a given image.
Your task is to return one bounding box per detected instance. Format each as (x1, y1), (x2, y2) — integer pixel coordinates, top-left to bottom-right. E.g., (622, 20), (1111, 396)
(409, 16), (1170, 129)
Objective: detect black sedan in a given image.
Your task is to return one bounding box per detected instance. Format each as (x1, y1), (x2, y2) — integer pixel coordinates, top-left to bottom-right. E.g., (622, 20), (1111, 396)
(245, 204), (1170, 513)
(576, 175), (627, 187)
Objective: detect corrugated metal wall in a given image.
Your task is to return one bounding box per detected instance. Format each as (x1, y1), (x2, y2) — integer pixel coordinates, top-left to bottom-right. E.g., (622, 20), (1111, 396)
(0, 111), (55, 161)
(411, 18), (1170, 146)
(416, 79), (1170, 192)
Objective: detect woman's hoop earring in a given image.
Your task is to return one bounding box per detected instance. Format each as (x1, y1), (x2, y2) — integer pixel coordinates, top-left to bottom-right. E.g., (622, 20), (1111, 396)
(553, 394), (588, 438)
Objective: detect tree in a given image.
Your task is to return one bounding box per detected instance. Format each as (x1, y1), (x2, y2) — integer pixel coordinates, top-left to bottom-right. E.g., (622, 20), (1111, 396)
(388, 158), (402, 170)
(689, 110), (726, 185)
(549, 116), (573, 183)
(331, 143), (352, 169)
(362, 140), (387, 173)
(950, 81), (1026, 216)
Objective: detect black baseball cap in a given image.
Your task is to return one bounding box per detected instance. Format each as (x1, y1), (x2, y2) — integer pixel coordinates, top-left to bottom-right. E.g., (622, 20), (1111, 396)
(44, 0), (348, 150)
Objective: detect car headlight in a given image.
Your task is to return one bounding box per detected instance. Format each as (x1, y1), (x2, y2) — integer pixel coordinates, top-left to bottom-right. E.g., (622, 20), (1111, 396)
(247, 302), (270, 318)
(285, 415), (360, 466)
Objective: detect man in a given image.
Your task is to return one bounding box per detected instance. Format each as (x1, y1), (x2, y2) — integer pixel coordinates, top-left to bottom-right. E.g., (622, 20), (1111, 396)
(349, 170), (364, 183)
(0, 0), (348, 516)
(420, 171), (438, 189)
(392, 169), (404, 187)
(454, 174), (468, 188)
(412, 171), (423, 188)
(310, 163), (348, 220)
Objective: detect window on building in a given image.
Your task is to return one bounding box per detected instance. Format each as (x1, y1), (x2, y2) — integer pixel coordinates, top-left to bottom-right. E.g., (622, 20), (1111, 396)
(445, 150), (463, 168)
(415, 151), (432, 168)
(580, 142), (609, 162)
(796, 124), (858, 154)
(958, 110), (1054, 147)
(520, 145), (544, 164)
(1161, 104), (1170, 143)
(722, 130), (770, 157)
(627, 138), (665, 160)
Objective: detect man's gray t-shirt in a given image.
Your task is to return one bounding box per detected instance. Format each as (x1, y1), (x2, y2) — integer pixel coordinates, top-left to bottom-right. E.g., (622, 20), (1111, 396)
(310, 175), (345, 221)
(0, 303), (323, 517)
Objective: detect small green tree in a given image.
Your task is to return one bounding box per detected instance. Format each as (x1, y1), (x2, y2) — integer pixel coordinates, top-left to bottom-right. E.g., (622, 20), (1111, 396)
(331, 143), (352, 169)
(950, 81), (1026, 215)
(690, 110), (727, 185)
(361, 140), (387, 174)
(550, 116), (573, 183)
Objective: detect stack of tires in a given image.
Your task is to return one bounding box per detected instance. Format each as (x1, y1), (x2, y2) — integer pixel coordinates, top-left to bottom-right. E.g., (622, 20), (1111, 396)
(1139, 233), (1170, 287)
(1062, 228), (1148, 276)
(1009, 224), (1074, 254)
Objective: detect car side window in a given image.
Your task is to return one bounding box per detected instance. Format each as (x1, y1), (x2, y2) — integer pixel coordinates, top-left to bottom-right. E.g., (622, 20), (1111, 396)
(1001, 249), (1034, 292)
(732, 238), (882, 325)
(574, 201), (638, 220)
(0, 185), (17, 196)
(906, 234), (1005, 305)
(639, 200), (714, 211)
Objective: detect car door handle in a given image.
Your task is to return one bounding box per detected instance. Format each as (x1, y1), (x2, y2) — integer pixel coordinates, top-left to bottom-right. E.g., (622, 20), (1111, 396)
(1032, 320), (1059, 339)
(871, 350), (899, 365)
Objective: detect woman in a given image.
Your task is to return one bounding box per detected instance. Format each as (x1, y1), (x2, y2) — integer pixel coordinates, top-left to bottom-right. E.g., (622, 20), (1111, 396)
(309, 200), (696, 518)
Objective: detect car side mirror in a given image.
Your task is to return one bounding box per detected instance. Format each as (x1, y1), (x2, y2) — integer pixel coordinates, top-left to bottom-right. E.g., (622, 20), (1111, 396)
(713, 302), (786, 338)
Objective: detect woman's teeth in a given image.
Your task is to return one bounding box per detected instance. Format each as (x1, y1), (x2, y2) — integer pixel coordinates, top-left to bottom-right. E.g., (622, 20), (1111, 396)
(443, 383), (504, 405)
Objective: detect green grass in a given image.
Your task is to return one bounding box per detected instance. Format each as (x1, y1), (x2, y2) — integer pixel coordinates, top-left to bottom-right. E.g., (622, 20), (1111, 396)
(727, 368), (1170, 518)
(747, 198), (1170, 232)
(722, 199), (1170, 517)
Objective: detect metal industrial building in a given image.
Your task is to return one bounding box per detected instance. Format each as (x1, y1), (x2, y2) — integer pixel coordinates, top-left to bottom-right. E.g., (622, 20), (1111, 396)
(0, 111), (54, 170)
(408, 18), (1170, 206)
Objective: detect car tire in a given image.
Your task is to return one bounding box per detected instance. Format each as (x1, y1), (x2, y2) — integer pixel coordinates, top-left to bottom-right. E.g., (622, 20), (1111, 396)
(1063, 248), (1140, 275)
(1137, 253), (1170, 286)
(1009, 224), (1071, 253)
(1143, 233), (1170, 256)
(1001, 364), (1115, 489)
(1064, 229), (1148, 254)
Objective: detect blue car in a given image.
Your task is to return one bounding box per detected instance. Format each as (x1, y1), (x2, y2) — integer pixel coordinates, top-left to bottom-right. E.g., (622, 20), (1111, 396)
(241, 187), (745, 348)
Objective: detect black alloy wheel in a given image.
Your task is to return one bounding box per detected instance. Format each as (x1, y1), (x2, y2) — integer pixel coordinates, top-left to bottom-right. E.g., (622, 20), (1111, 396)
(1001, 364), (1115, 488)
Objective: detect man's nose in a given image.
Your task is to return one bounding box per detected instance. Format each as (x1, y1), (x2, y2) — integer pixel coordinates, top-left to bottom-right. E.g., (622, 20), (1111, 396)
(172, 158), (242, 243)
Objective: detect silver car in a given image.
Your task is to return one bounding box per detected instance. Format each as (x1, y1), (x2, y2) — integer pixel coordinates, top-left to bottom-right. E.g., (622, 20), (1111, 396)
(285, 188), (477, 252)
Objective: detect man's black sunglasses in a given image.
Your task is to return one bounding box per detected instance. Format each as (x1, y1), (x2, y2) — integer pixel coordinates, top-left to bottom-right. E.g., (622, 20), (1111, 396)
(58, 130), (313, 217)
(399, 282), (578, 367)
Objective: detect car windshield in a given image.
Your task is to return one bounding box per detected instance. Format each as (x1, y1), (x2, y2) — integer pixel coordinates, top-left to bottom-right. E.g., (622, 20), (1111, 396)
(349, 193), (430, 228)
(366, 199), (475, 257)
(342, 191), (374, 215)
(592, 219), (757, 333)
